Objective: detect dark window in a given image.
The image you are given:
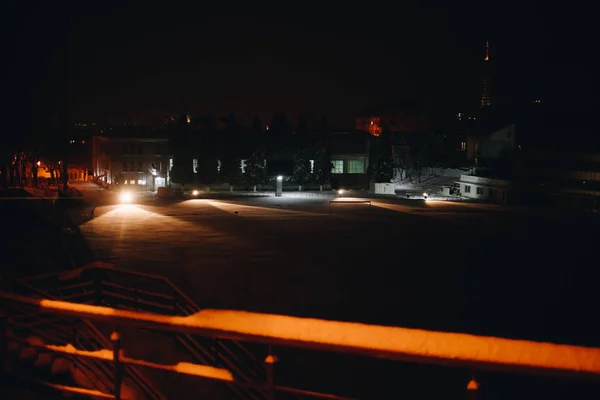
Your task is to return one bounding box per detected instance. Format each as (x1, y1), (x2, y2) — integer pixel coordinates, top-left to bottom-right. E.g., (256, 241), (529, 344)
(138, 162), (143, 172)
(138, 144), (143, 154)
(130, 162), (135, 172)
(476, 187), (484, 195)
(122, 162), (128, 172)
(155, 143), (162, 155)
(130, 144), (136, 154)
(465, 185), (471, 193)
(123, 144), (128, 155)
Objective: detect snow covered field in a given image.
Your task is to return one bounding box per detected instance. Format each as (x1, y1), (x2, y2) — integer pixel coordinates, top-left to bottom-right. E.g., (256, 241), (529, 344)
(71, 185), (600, 398)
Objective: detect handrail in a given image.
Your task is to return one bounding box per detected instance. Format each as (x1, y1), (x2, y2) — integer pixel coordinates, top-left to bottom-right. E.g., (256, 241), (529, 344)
(23, 263), (272, 397)
(2, 296), (356, 400)
(0, 274), (165, 400)
(24, 262), (199, 311)
(3, 292), (599, 380)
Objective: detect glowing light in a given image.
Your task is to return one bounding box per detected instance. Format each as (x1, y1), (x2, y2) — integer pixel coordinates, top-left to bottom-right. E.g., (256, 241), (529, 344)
(277, 176), (282, 181)
(484, 40), (489, 61)
(192, 190), (199, 196)
(338, 189), (344, 195)
(37, 161), (41, 166)
(120, 192), (133, 203)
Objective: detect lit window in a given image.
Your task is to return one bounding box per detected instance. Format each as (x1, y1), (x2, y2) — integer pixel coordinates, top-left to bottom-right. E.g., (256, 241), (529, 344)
(331, 160), (344, 174)
(169, 158), (174, 170)
(460, 141), (467, 152)
(309, 160), (314, 174)
(138, 180), (143, 185)
(347, 159), (364, 174)
(240, 159), (247, 174)
(476, 187), (484, 195)
(464, 185), (471, 193)
(193, 159), (198, 173)
(124, 180), (128, 184)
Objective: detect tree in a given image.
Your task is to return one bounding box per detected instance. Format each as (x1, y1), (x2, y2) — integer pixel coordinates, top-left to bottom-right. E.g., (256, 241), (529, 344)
(296, 114), (308, 135)
(244, 150), (267, 189)
(292, 148), (311, 187)
(169, 113), (194, 187)
(313, 146), (332, 190)
(370, 126), (394, 183)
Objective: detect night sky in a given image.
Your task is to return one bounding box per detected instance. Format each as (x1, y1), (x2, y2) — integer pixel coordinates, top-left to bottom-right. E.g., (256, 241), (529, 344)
(1, 1), (594, 135)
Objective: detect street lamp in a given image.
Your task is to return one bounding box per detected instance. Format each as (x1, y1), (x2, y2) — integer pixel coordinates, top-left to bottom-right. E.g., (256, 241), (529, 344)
(275, 176), (283, 197)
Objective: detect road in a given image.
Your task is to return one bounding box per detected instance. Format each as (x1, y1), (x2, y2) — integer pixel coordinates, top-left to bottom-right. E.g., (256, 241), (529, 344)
(69, 182), (600, 398)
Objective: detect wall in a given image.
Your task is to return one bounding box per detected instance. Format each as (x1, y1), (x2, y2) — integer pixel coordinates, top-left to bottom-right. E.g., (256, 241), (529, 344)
(458, 175), (510, 202)
(93, 136), (170, 191)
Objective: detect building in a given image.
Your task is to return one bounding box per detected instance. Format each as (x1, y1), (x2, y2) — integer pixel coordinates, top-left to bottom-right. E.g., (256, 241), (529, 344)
(355, 103), (430, 137)
(456, 174), (510, 203)
(329, 131), (370, 189)
(92, 127), (171, 191)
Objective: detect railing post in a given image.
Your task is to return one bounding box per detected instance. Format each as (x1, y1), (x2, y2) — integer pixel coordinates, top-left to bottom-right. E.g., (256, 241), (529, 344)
(0, 311), (7, 374)
(111, 330), (123, 400)
(467, 376), (479, 400)
(265, 347), (278, 400)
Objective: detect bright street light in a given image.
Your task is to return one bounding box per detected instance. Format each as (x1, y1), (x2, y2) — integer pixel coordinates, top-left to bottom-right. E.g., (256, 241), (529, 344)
(192, 190), (199, 196)
(277, 176), (283, 181)
(120, 192), (133, 203)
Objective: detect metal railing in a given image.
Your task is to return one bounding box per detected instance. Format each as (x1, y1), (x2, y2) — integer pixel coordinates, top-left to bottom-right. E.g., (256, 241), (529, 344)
(0, 274), (164, 400)
(2, 291), (600, 400)
(21, 263), (286, 399)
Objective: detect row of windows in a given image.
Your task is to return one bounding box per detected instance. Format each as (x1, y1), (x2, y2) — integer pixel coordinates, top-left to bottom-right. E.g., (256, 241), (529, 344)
(332, 159), (365, 174)
(122, 143), (165, 155)
(123, 162), (144, 172)
(123, 179), (147, 185)
(463, 185), (494, 196)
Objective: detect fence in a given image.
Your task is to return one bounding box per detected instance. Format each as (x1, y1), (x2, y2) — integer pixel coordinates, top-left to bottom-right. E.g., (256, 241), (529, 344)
(2, 289), (600, 399)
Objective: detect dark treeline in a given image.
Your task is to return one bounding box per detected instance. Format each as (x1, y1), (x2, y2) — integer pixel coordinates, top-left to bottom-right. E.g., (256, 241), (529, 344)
(167, 113), (338, 189)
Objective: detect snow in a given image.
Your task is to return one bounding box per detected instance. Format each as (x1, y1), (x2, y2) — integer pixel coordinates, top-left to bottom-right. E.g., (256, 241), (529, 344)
(35, 297), (600, 378)
(41, 338), (233, 381)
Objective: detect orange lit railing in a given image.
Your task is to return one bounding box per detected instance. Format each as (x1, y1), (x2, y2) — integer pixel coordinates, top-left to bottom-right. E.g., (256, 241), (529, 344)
(2, 290), (600, 400)
(0, 274), (165, 400)
(22, 262), (274, 399)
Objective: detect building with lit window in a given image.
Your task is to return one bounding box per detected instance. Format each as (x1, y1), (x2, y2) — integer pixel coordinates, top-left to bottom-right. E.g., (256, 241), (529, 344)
(329, 131), (370, 189)
(92, 127), (172, 191)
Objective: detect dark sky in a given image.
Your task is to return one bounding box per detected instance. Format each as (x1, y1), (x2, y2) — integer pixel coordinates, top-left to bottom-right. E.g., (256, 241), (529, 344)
(1, 1), (594, 134)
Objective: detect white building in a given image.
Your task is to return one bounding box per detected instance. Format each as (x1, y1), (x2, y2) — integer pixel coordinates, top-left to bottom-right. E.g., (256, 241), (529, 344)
(457, 174), (510, 203)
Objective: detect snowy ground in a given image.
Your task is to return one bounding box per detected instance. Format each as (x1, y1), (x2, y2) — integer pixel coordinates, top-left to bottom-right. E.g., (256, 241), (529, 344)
(68, 182), (600, 398)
